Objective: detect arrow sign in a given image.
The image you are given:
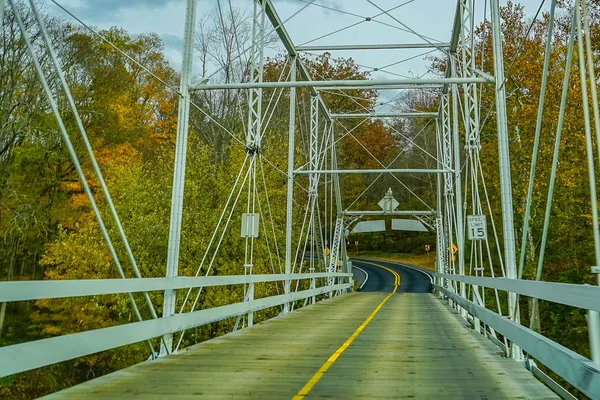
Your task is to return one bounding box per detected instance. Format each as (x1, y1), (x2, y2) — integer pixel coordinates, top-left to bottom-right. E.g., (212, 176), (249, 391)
(447, 244), (458, 254)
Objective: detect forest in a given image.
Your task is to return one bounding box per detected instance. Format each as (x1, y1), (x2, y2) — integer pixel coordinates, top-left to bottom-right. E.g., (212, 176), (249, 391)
(1, 0), (600, 398)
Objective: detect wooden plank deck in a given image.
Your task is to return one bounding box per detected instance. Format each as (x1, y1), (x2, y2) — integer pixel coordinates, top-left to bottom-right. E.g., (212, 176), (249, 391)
(43, 293), (557, 399)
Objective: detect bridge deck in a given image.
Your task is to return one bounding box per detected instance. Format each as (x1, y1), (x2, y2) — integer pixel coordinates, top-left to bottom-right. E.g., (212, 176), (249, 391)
(44, 293), (556, 399)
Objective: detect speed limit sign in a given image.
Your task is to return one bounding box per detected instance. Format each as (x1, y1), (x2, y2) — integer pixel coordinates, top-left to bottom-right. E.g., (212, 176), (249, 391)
(467, 215), (487, 240)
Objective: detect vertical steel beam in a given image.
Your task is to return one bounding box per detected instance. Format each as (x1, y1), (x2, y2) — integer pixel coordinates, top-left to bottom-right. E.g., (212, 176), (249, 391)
(581, 0), (600, 364)
(162, 0), (197, 355)
(247, 268), (254, 326)
(0, 0), (5, 28)
(575, 1), (600, 364)
(328, 122), (346, 293)
(490, 0), (521, 360)
(330, 123), (343, 217)
(283, 57), (297, 313)
(310, 96), (319, 187)
(242, 0), (267, 328)
(309, 96), (319, 290)
(247, 0), (267, 152)
(460, 0), (484, 333)
(441, 90), (455, 294)
(450, 58), (466, 306)
(460, 0), (481, 149)
(435, 119), (445, 293)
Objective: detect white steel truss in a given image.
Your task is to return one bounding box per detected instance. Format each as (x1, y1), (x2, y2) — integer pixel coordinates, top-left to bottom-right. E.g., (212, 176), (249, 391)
(3, 1), (600, 397)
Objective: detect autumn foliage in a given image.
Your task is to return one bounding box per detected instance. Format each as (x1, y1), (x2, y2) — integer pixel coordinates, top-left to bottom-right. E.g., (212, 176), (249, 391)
(2, 1), (600, 399)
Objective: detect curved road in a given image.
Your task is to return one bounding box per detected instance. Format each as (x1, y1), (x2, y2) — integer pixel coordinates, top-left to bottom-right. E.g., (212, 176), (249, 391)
(351, 258), (433, 293)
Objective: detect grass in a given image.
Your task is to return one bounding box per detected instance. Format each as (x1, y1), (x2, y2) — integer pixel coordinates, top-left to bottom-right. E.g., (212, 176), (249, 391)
(350, 250), (436, 271)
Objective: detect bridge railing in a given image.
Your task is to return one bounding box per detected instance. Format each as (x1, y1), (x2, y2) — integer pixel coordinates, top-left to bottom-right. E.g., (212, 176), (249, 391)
(434, 273), (600, 398)
(0, 272), (352, 379)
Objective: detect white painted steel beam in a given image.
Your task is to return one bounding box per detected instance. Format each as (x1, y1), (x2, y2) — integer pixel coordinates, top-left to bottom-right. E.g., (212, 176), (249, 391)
(283, 57), (297, 313)
(297, 43), (450, 51)
(436, 273), (600, 313)
(295, 169), (452, 174)
(439, 1), (463, 96)
(343, 210), (436, 216)
(318, 85), (442, 91)
(490, 0), (521, 359)
(0, 273), (353, 303)
(450, 0), (462, 53)
(330, 112), (437, 118)
(529, 362), (578, 400)
(0, 0), (5, 28)
(162, 0), (197, 355)
(190, 77), (491, 91)
(0, 283), (351, 378)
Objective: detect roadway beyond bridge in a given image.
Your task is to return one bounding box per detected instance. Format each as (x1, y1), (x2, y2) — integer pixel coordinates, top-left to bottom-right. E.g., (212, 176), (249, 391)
(351, 258), (433, 293)
(42, 259), (556, 399)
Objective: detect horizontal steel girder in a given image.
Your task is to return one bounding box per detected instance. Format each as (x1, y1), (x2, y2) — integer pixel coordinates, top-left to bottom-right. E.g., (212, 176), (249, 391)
(296, 43), (450, 51)
(331, 112), (437, 118)
(0, 273), (353, 302)
(318, 84), (443, 91)
(295, 169), (453, 174)
(436, 272), (600, 313)
(343, 210), (436, 216)
(0, 283), (351, 378)
(190, 77), (492, 91)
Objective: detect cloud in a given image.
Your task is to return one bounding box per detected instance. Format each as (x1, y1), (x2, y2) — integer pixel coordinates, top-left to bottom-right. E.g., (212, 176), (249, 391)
(62, 0), (177, 20)
(279, 0), (341, 5)
(161, 32), (183, 50)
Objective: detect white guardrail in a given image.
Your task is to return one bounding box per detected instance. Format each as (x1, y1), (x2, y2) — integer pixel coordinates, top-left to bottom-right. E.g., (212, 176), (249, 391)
(434, 273), (600, 398)
(0, 272), (352, 378)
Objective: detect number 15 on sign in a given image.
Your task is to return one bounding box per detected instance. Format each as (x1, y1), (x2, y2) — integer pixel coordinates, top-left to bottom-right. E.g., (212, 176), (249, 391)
(467, 215), (487, 240)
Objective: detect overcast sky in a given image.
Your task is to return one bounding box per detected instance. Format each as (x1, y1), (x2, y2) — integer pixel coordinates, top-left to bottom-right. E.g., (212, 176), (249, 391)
(45, 0), (551, 107)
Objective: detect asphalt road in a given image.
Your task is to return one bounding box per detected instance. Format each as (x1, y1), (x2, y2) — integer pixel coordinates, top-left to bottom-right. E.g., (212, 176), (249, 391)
(351, 258), (433, 293)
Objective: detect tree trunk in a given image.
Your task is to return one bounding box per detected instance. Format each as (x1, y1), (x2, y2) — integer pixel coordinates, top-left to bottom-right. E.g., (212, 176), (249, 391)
(529, 297), (541, 332)
(0, 303), (6, 341)
(0, 239), (17, 340)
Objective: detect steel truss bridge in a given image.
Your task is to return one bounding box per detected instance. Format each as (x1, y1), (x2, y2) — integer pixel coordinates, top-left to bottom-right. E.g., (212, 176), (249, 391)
(1, 0), (600, 398)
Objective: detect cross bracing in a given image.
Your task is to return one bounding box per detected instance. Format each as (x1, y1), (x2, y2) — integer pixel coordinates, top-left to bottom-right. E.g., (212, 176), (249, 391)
(1, 0), (600, 398)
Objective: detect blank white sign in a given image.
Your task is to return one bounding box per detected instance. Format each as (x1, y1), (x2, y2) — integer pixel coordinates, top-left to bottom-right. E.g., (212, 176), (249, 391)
(391, 219), (428, 232)
(241, 213), (259, 238)
(351, 220), (386, 234)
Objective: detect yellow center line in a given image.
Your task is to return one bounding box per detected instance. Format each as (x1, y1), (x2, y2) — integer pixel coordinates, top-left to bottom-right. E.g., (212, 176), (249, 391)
(356, 260), (401, 287)
(292, 262), (400, 400)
